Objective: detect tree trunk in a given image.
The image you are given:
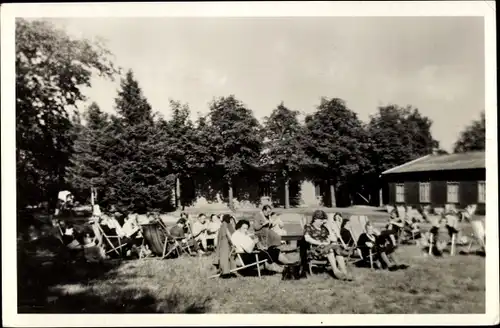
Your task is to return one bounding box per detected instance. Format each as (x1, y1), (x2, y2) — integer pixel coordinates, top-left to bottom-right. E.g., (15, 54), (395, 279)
(176, 176), (181, 210)
(330, 182), (336, 208)
(228, 179), (234, 210)
(284, 178), (290, 209)
(90, 187), (95, 206)
(379, 188), (383, 207)
(48, 184), (60, 216)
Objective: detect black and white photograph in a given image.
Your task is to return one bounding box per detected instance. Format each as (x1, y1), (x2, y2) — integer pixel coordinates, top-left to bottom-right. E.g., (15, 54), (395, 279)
(1, 1), (498, 326)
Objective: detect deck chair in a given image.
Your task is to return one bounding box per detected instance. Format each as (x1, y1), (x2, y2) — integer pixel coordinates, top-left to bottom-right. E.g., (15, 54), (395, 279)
(155, 220), (193, 257)
(344, 215), (375, 269)
(54, 219), (105, 263)
(93, 220), (130, 257)
(299, 216), (330, 275)
(326, 213), (358, 260)
(186, 219), (208, 253)
(443, 212), (461, 256)
(466, 219), (485, 253)
(209, 226), (268, 279)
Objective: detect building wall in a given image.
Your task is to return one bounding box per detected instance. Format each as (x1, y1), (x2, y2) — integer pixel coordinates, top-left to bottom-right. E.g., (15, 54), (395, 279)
(384, 169), (486, 215)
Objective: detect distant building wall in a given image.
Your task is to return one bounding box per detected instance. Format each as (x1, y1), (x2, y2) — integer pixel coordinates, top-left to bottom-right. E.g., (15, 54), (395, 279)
(384, 168), (485, 215)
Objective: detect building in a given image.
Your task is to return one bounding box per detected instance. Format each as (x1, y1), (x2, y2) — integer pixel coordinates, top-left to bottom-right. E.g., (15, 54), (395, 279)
(380, 151), (486, 214)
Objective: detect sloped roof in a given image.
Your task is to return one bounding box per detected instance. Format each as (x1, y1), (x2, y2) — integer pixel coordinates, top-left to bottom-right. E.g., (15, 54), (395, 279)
(381, 151), (485, 175)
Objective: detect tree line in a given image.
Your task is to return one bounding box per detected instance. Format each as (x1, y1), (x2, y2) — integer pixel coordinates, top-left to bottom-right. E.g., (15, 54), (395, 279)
(16, 19), (486, 213)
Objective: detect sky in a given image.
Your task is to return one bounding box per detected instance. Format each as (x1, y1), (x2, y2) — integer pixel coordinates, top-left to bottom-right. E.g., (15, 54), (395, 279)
(48, 17), (485, 152)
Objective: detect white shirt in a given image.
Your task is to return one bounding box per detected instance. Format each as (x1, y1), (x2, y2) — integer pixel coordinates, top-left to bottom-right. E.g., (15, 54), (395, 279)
(208, 219), (221, 234)
(231, 230), (256, 253)
(191, 220), (207, 238)
(122, 218), (139, 237)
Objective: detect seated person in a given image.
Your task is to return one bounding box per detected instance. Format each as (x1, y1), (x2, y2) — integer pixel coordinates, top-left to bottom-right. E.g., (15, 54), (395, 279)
(61, 223), (83, 250)
(405, 217), (422, 239)
(330, 213), (355, 247)
(269, 212), (287, 237)
(122, 215), (140, 238)
(170, 218), (201, 254)
(179, 212), (190, 234)
(429, 217), (450, 256)
(191, 213), (209, 253)
(386, 210), (405, 243)
(358, 223), (407, 271)
(303, 210), (353, 281)
(100, 214), (126, 238)
(207, 214), (222, 247)
(444, 211), (460, 238)
(231, 220), (285, 273)
(253, 205), (283, 249)
(170, 218), (187, 239)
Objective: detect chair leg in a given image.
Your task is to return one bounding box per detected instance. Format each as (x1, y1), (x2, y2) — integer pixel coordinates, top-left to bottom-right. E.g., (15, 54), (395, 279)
(255, 253), (261, 278)
(369, 249), (373, 269)
(162, 237), (168, 258)
(428, 234), (433, 255)
(309, 262), (313, 276)
(451, 234), (456, 256)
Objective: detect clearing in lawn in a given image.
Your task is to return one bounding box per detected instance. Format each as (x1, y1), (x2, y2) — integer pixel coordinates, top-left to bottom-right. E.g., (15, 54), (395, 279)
(19, 238), (485, 314)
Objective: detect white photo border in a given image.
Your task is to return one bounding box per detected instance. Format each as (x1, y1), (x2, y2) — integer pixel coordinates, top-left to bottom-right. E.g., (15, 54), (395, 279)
(2, 1), (497, 326)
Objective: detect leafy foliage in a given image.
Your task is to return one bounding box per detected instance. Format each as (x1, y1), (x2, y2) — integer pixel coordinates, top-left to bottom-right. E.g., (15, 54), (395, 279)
(16, 18), (118, 208)
(367, 104), (439, 174)
(65, 103), (111, 201)
(208, 95), (264, 181)
(453, 111), (485, 153)
(303, 98), (372, 186)
(114, 70), (153, 126)
(262, 102), (311, 180)
(101, 120), (175, 212)
(159, 101), (214, 177)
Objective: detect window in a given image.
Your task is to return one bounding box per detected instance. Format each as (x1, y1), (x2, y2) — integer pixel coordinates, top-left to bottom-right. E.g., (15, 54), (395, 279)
(478, 181), (485, 203)
(447, 182), (459, 203)
(419, 182), (431, 203)
(395, 184), (405, 203)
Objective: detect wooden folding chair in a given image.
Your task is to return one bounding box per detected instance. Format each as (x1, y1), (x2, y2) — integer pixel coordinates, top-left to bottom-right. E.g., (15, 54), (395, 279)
(186, 219), (206, 253)
(93, 222), (129, 256)
(209, 227), (268, 279)
(466, 219), (485, 253)
(298, 216), (331, 275)
(155, 220), (193, 257)
(345, 215), (375, 269)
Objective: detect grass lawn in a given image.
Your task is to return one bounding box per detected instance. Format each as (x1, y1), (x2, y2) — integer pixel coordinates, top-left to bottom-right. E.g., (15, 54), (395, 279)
(18, 234), (485, 314)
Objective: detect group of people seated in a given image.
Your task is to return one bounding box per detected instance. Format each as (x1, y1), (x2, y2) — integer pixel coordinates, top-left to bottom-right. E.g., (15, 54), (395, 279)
(168, 212), (222, 255)
(418, 204), (479, 256)
(214, 205), (297, 277)
(302, 210), (409, 281)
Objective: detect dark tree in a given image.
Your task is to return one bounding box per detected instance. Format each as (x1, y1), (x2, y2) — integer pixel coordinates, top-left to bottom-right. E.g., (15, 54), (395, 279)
(16, 18), (118, 211)
(208, 95), (264, 209)
(115, 69), (153, 126)
(366, 104), (439, 206)
(65, 102), (111, 204)
(454, 111), (486, 153)
(98, 71), (174, 212)
(367, 104), (439, 174)
(303, 98), (372, 207)
(262, 102), (312, 208)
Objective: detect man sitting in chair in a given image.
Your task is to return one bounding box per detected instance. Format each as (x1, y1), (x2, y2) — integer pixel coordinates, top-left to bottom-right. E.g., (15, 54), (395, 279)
(269, 212), (287, 237)
(191, 213), (209, 253)
(358, 222), (407, 271)
(231, 220), (284, 273)
(207, 214), (221, 248)
(170, 218), (203, 254)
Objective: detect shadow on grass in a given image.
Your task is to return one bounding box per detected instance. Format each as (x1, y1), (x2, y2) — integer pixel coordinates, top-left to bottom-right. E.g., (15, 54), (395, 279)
(17, 235), (213, 313)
